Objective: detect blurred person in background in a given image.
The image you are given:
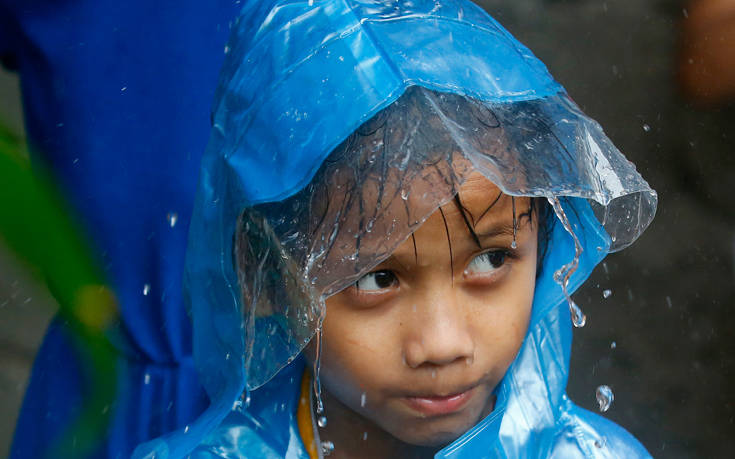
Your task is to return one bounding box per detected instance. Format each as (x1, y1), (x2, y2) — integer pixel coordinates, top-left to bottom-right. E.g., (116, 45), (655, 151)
(679, 0), (735, 105)
(0, 1), (240, 457)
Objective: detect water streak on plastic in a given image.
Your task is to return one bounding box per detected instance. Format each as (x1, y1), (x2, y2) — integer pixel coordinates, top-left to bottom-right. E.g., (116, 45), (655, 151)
(548, 197), (586, 327)
(595, 385), (614, 412)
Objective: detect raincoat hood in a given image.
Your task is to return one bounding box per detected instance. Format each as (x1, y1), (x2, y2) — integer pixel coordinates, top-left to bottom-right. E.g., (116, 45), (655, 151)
(134, 1), (655, 457)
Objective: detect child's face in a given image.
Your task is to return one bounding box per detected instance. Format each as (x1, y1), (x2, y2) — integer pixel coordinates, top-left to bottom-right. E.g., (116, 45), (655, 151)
(318, 172), (538, 448)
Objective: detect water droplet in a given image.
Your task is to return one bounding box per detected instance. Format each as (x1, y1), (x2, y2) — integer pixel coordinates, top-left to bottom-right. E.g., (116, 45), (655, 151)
(431, 369), (437, 379)
(571, 302), (587, 328)
(184, 425), (190, 433)
(360, 392), (366, 407)
(144, 373), (150, 385)
(318, 416), (327, 428)
(362, 431), (368, 441)
(510, 240), (517, 249)
(143, 284), (150, 296)
(321, 440), (335, 456)
(642, 123), (651, 132)
(225, 353), (231, 360)
(224, 45), (230, 54)
(666, 296), (672, 308)
(596, 385), (614, 412)
(602, 289), (612, 299)
(167, 212), (178, 228)
(401, 189), (410, 200)
(610, 341), (616, 349)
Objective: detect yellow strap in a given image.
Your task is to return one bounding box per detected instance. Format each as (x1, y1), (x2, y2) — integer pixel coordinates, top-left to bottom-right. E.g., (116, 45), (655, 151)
(297, 370), (319, 459)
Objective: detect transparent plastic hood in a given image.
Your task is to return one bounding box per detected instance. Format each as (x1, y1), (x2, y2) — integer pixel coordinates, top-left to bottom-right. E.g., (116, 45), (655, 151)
(183, 0), (656, 401)
(233, 87), (656, 389)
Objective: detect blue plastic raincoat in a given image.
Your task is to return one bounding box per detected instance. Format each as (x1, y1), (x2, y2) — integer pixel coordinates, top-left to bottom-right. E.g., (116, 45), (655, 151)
(134, 1), (656, 457)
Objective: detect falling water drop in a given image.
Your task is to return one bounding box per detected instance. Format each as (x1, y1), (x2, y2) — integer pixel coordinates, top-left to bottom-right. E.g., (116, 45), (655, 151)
(143, 284), (150, 296)
(167, 212), (178, 228)
(602, 289), (612, 299)
(144, 373), (151, 385)
(362, 431), (368, 441)
(360, 392), (366, 407)
(318, 416), (327, 428)
(321, 441), (335, 456)
(642, 123), (651, 132)
(595, 385), (614, 412)
(610, 341), (617, 349)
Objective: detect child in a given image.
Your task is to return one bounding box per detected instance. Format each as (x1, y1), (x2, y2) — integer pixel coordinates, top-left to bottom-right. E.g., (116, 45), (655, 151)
(134, 1), (657, 457)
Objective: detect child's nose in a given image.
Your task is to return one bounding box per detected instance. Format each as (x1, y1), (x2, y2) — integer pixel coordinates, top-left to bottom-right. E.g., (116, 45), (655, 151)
(402, 294), (475, 369)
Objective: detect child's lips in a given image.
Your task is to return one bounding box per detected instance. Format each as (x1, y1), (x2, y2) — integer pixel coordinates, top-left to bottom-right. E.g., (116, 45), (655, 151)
(402, 386), (477, 416)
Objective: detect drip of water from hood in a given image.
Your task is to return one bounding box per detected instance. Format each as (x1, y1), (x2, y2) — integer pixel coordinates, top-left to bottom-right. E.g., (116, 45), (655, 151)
(313, 327), (325, 415)
(548, 197), (586, 328)
(595, 385), (614, 412)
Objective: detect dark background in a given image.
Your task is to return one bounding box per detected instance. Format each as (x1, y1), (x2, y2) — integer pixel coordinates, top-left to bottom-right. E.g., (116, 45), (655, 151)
(1, 0), (733, 457)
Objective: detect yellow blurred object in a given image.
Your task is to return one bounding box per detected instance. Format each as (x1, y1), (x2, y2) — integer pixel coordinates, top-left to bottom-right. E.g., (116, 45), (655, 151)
(74, 284), (119, 330)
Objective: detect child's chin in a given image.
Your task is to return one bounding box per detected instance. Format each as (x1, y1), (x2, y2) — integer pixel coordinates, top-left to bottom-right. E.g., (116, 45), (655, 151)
(392, 418), (476, 448)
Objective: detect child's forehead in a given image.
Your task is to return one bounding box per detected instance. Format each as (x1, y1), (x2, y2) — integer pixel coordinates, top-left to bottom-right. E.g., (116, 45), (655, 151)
(453, 172), (519, 221)
(457, 172), (502, 210)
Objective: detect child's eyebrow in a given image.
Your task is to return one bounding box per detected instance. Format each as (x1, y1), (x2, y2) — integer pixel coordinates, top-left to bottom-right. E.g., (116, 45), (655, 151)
(475, 222), (516, 239)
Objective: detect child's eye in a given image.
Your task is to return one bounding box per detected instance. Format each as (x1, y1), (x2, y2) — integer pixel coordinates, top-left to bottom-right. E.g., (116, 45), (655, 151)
(465, 251), (507, 275)
(355, 270), (398, 291)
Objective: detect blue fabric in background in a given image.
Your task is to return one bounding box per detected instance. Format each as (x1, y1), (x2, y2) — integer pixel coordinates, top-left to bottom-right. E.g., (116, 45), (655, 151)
(0, 1), (241, 457)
